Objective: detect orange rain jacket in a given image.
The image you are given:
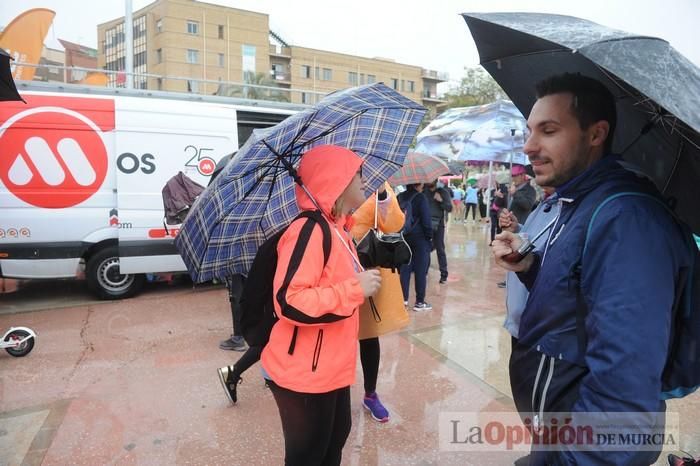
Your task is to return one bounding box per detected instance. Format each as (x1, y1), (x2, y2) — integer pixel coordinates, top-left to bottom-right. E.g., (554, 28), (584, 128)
(350, 183), (405, 241)
(261, 145), (366, 394)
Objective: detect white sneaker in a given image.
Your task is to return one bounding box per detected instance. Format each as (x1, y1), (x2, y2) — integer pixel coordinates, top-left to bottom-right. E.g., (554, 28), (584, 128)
(413, 302), (433, 312)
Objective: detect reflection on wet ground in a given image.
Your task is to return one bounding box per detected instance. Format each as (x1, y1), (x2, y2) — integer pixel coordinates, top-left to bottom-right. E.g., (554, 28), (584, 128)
(0, 220), (696, 465)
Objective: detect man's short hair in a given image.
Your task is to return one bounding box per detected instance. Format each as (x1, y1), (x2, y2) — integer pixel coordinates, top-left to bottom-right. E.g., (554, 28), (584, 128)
(535, 73), (617, 154)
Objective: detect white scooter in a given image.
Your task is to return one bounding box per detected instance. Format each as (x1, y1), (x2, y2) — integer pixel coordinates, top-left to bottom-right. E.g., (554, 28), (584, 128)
(1, 327), (36, 357)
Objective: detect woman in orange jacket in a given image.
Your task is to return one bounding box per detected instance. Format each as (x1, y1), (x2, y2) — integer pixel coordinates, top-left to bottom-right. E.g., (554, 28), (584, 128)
(350, 183), (404, 422)
(261, 144), (381, 466)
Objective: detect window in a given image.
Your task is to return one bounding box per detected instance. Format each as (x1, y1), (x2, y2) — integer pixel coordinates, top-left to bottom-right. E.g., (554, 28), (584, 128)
(300, 65), (311, 79)
(218, 53), (225, 67)
(408, 80), (415, 93)
(401, 80), (405, 91)
(157, 78), (163, 90)
(134, 50), (147, 67)
(218, 25), (224, 39)
(187, 20), (199, 35)
(187, 80), (199, 93)
(348, 72), (358, 85)
(186, 49), (199, 64)
(241, 45), (256, 76)
(367, 74), (376, 84)
(322, 68), (332, 81)
(156, 18), (163, 33)
(271, 63), (285, 80)
(391, 78), (398, 90)
(301, 92), (310, 104)
(156, 48), (162, 64)
(315, 66), (320, 80)
(360, 73), (365, 85)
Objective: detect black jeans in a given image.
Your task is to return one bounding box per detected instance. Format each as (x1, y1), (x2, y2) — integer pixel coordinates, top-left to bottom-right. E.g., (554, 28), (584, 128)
(225, 274), (245, 337)
(432, 223), (448, 280)
(359, 337), (380, 394)
(268, 381), (351, 466)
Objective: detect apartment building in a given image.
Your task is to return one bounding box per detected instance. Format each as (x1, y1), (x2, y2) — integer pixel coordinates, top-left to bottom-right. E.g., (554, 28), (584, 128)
(97, 0), (447, 115)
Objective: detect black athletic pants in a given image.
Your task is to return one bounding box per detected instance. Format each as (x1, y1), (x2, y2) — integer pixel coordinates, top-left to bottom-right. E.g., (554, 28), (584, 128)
(359, 337), (380, 394)
(268, 381), (351, 466)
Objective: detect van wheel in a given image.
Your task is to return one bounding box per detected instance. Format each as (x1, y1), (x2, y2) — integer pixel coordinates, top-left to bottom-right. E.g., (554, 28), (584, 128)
(86, 246), (145, 300)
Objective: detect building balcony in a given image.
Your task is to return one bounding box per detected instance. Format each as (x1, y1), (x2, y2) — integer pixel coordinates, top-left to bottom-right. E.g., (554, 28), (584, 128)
(269, 44), (291, 58)
(422, 91), (447, 104)
(421, 69), (449, 82)
(270, 70), (291, 85)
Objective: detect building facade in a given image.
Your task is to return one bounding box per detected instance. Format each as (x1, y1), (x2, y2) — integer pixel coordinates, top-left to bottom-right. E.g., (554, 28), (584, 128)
(97, 0), (447, 115)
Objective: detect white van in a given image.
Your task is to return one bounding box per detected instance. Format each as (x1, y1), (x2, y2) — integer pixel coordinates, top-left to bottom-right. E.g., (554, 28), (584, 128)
(0, 82), (303, 299)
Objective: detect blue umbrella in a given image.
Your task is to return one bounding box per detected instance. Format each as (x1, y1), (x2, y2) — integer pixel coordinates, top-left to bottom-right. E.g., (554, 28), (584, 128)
(175, 83), (426, 282)
(415, 100), (529, 164)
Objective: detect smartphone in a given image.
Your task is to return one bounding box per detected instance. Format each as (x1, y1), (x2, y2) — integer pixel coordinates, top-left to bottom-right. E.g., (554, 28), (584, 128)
(501, 235), (535, 263)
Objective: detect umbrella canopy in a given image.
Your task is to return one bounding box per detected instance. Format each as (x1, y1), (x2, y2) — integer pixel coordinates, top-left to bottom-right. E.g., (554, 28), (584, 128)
(175, 83), (426, 282)
(415, 99), (529, 164)
(388, 151), (450, 186)
(462, 12), (700, 233)
(0, 49), (24, 102)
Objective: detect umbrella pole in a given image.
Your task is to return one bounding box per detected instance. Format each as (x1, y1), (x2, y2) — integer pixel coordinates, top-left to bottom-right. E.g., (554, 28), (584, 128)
(486, 161), (493, 208)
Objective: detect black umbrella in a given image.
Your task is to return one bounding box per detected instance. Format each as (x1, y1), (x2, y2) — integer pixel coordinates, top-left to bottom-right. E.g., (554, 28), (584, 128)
(0, 48), (25, 103)
(462, 13), (700, 234)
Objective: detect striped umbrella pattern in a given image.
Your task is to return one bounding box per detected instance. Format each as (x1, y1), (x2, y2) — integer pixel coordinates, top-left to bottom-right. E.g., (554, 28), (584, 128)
(388, 152), (450, 186)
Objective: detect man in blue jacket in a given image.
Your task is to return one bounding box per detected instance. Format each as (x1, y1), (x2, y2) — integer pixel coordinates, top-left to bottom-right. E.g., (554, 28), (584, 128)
(492, 73), (691, 465)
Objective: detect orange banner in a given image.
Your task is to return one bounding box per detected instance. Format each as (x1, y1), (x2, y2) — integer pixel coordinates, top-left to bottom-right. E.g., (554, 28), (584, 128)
(80, 72), (109, 87)
(0, 8), (56, 81)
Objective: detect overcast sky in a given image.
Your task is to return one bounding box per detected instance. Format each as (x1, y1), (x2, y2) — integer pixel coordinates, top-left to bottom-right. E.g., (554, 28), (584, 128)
(2, 0), (698, 92)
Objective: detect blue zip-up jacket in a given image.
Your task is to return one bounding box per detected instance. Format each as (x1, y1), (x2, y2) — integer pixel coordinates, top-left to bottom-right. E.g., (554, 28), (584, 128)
(514, 156), (691, 465)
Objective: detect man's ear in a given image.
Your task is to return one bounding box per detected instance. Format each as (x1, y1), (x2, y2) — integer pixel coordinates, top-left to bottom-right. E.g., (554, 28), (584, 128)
(590, 120), (610, 148)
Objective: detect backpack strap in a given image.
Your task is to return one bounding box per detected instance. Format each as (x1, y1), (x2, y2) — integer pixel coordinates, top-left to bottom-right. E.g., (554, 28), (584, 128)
(278, 210), (335, 354)
(297, 210), (332, 266)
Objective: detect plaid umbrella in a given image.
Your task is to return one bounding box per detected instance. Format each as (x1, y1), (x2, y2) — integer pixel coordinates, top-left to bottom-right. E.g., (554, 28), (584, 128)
(388, 152), (450, 186)
(175, 83), (426, 282)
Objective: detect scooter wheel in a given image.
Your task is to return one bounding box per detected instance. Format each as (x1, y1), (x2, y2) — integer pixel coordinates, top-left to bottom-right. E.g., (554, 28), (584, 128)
(4, 329), (35, 357)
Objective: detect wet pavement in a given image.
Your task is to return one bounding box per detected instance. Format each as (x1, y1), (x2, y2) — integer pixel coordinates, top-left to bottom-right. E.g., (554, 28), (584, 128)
(1, 221), (698, 465)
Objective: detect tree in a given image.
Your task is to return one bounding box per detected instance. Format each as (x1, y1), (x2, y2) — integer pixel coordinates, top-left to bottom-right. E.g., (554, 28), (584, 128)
(215, 71), (290, 102)
(443, 67), (506, 108)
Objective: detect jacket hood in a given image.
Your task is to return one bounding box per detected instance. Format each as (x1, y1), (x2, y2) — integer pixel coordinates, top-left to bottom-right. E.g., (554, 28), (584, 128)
(295, 145), (363, 216)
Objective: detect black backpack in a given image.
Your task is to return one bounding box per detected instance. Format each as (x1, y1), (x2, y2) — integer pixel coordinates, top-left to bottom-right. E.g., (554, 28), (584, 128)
(239, 210), (331, 348)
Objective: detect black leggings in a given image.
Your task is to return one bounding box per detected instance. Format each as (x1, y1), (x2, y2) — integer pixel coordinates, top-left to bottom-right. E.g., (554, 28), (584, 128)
(490, 210), (502, 242)
(232, 345), (262, 378)
(268, 381), (351, 466)
(359, 337), (380, 394)
(464, 202), (477, 220)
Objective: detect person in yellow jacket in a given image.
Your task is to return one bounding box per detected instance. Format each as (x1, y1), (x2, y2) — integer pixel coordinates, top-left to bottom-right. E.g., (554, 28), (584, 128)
(350, 183), (404, 422)
(261, 145), (381, 466)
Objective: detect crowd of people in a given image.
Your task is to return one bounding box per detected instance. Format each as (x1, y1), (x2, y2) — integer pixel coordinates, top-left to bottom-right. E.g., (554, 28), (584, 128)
(213, 73), (695, 466)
